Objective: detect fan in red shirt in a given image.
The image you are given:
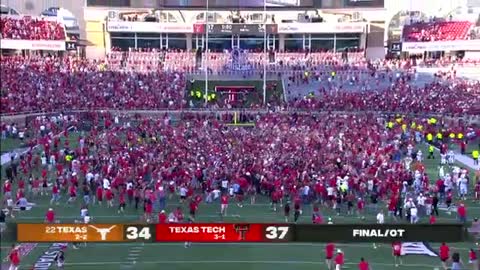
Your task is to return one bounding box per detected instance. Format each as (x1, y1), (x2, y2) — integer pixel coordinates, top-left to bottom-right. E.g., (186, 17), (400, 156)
(392, 241), (403, 266)
(50, 184), (60, 205)
(220, 194), (229, 217)
(105, 188), (114, 207)
(429, 214), (436, 224)
(439, 242), (450, 269)
(469, 248), (477, 266)
(457, 203), (467, 224)
(174, 207), (184, 222)
(8, 244), (20, 270)
(325, 243), (335, 270)
(334, 250), (344, 270)
(118, 190), (126, 213)
(3, 180), (12, 197)
(189, 198), (198, 219)
(95, 185), (103, 205)
(45, 208), (55, 224)
(144, 199), (153, 222)
(358, 257), (370, 270)
(271, 189), (281, 212)
(158, 210), (167, 223)
(67, 184), (77, 204)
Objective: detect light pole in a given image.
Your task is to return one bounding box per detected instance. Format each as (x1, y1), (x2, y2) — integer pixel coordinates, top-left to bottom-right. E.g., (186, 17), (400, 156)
(204, 0), (209, 105)
(263, 0), (267, 106)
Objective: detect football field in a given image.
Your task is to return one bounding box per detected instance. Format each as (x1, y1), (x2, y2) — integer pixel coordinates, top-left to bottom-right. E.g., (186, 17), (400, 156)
(1, 133), (478, 270)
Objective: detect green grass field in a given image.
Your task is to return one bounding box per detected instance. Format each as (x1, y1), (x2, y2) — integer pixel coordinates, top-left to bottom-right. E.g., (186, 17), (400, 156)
(1, 133), (479, 270)
(186, 80), (284, 108)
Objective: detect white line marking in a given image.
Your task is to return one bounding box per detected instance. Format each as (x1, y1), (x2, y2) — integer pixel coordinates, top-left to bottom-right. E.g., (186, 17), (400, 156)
(60, 259), (437, 268)
(2, 242), (471, 250)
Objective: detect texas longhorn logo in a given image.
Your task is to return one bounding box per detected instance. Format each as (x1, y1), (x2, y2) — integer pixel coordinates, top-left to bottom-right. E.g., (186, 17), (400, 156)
(88, 225), (117, 241)
(233, 224), (250, 240)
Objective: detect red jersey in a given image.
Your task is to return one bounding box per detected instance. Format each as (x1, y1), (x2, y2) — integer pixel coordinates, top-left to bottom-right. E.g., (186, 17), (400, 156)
(145, 202), (152, 214)
(119, 192), (126, 204)
(45, 210), (55, 223)
(458, 205), (466, 217)
(325, 243), (335, 259)
(221, 195), (228, 205)
(105, 189), (113, 200)
(440, 244), (450, 259)
(9, 249), (20, 266)
(174, 210), (184, 222)
(334, 253), (344, 265)
(96, 186), (103, 199)
(18, 179), (25, 189)
(189, 201), (198, 212)
(357, 200), (365, 210)
(69, 185), (76, 196)
(392, 242), (402, 256)
(358, 261), (369, 270)
(3, 182), (11, 193)
(470, 250), (477, 261)
(429, 215), (436, 224)
(158, 212), (167, 223)
(52, 185), (59, 194)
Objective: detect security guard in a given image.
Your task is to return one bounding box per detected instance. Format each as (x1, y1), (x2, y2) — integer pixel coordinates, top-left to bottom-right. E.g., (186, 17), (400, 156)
(428, 144), (435, 159)
(426, 133), (433, 143)
(457, 133), (464, 140)
(473, 150), (479, 166)
(436, 132), (443, 141)
(387, 121), (394, 129)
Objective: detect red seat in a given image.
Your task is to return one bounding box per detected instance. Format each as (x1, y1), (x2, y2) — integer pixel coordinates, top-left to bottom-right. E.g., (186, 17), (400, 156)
(402, 21), (472, 42)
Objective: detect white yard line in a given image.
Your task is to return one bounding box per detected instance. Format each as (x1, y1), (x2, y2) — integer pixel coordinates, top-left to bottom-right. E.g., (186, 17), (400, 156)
(46, 259), (438, 268)
(3, 242), (473, 251)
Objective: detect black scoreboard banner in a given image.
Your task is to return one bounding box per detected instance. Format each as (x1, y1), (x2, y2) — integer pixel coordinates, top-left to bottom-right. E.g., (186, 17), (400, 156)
(194, 24), (278, 35)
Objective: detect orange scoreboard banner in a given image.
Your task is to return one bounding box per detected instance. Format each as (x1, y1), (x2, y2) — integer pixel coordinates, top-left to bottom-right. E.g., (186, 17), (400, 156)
(16, 224), (153, 242)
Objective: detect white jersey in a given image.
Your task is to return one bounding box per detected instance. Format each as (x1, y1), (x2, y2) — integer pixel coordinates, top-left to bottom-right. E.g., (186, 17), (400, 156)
(80, 208), (88, 217)
(221, 180), (228, 189)
(84, 215), (91, 224)
(410, 207), (418, 216)
(376, 213), (384, 224)
(103, 179), (110, 189)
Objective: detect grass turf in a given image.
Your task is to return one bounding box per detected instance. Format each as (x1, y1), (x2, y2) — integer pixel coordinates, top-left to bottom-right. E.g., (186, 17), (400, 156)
(1, 133), (479, 270)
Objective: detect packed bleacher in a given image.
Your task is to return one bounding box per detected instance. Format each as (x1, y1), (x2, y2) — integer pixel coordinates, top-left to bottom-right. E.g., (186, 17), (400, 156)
(0, 56), (186, 114)
(402, 20), (474, 42)
(0, 16), (65, 40)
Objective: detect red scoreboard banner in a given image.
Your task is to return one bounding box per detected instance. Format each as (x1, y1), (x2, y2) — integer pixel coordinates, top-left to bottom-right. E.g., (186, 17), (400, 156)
(155, 223), (282, 242)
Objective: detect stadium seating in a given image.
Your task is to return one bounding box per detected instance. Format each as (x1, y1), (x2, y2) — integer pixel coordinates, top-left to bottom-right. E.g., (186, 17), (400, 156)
(403, 21), (473, 42)
(0, 16), (65, 40)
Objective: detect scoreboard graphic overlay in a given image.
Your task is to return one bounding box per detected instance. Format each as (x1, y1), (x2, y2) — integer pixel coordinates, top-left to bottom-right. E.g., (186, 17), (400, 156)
(16, 224), (467, 243)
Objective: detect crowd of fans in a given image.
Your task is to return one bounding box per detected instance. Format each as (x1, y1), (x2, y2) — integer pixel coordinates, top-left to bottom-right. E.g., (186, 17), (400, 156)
(2, 53), (479, 114)
(403, 21), (474, 42)
(0, 16), (66, 40)
(0, 56), (186, 114)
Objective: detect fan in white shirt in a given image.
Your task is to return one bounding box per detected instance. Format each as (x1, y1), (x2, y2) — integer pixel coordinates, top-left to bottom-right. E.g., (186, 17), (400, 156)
(376, 211), (385, 224)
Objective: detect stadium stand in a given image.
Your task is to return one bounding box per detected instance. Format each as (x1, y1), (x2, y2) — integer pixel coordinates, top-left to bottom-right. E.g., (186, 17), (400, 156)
(0, 16), (65, 40)
(402, 20), (474, 42)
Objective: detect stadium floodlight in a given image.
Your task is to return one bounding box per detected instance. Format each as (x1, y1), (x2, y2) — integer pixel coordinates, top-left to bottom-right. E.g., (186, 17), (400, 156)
(263, 0), (267, 105)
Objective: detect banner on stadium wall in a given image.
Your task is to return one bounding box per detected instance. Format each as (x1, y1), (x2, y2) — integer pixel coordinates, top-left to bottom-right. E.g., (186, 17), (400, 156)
(402, 40), (480, 53)
(0, 39), (66, 51)
(106, 21), (193, 33)
(277, 22), (366, 33)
